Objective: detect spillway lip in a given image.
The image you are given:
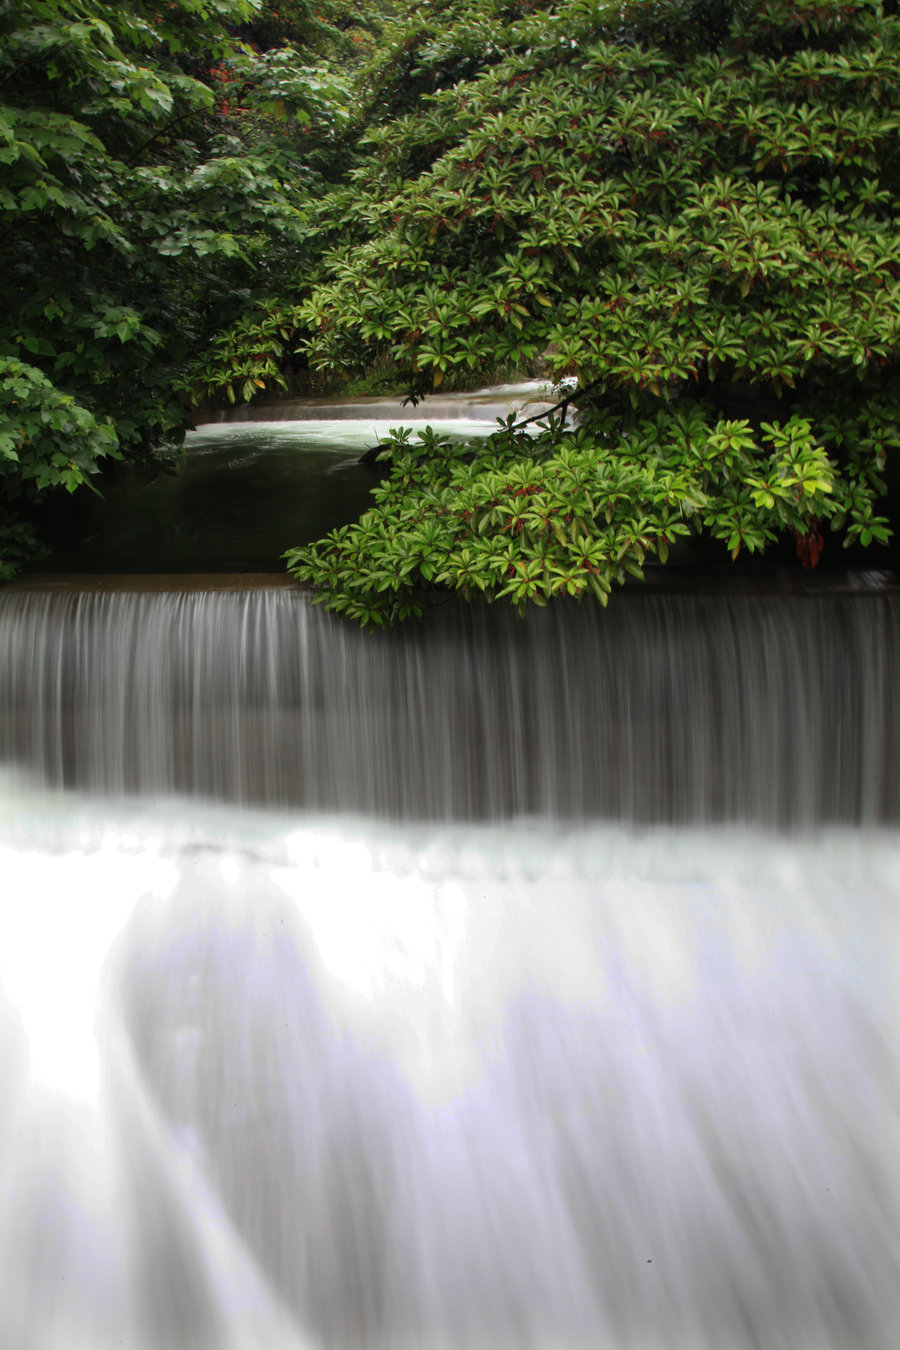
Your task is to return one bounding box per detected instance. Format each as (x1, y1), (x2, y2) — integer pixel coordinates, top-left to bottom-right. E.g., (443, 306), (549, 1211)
(0, 573), (309, 593)
(3, 567), (898, 597)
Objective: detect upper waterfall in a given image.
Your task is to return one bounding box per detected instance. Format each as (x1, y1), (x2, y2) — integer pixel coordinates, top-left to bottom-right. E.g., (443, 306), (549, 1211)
(207, 381), (558, 425)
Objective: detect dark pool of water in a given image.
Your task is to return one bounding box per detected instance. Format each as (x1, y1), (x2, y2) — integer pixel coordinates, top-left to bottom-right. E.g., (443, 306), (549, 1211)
(31, 423), (393, 574)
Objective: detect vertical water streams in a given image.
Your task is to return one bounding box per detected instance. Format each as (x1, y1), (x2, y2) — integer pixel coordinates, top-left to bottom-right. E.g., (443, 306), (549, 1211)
(2, 584), (898, 821)
(0, 579), (898, 1349)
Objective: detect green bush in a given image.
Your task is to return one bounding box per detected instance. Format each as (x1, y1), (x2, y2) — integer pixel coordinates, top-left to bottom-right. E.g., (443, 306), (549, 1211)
(286, 0), (900, 625)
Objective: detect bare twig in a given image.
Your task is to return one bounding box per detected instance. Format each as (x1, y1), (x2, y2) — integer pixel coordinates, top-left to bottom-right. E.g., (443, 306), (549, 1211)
(506, 375), (604, 434)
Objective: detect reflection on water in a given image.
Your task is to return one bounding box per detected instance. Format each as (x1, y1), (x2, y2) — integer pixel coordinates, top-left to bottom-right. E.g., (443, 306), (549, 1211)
(1, 783), (898, 1349)
(30, 422), (382, 575)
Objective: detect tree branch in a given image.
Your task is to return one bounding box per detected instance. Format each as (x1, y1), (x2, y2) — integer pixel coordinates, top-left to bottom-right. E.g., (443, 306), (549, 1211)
(506, 375), (604, 433)
(121, 107), (207, 171)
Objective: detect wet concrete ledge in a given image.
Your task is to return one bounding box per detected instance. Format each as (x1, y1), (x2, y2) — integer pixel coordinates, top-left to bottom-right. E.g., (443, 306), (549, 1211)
(3, 566), (899, 597)
(3, 573), (306, 593)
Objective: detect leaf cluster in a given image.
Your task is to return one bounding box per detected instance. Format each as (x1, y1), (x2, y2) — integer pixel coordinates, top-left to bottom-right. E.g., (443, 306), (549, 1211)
(285, 0), (900, 622)
(1, 0), (358, 572)
(285, 397), (892, 625)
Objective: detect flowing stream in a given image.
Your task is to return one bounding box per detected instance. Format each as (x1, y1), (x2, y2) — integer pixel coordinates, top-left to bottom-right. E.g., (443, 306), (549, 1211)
(1, 404), (899, 1349)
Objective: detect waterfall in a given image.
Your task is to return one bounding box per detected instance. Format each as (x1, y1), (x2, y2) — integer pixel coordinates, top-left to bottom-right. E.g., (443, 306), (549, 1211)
(210, 380), (556, 425)
(0, 579), (898, 1350)
(2, 582), (898, 822)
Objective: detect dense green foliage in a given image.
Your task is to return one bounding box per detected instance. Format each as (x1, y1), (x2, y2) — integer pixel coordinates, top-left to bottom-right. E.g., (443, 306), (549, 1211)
(5, 0), (900, 608)
(283, 0), (900, 624)
(0, 0), (356, 575)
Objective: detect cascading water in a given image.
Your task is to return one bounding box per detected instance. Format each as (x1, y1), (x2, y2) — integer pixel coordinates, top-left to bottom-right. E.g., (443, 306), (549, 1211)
(3, 582), (900, 822)
(209, 380), (557, 425)
(1, 572), (899, 1347)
